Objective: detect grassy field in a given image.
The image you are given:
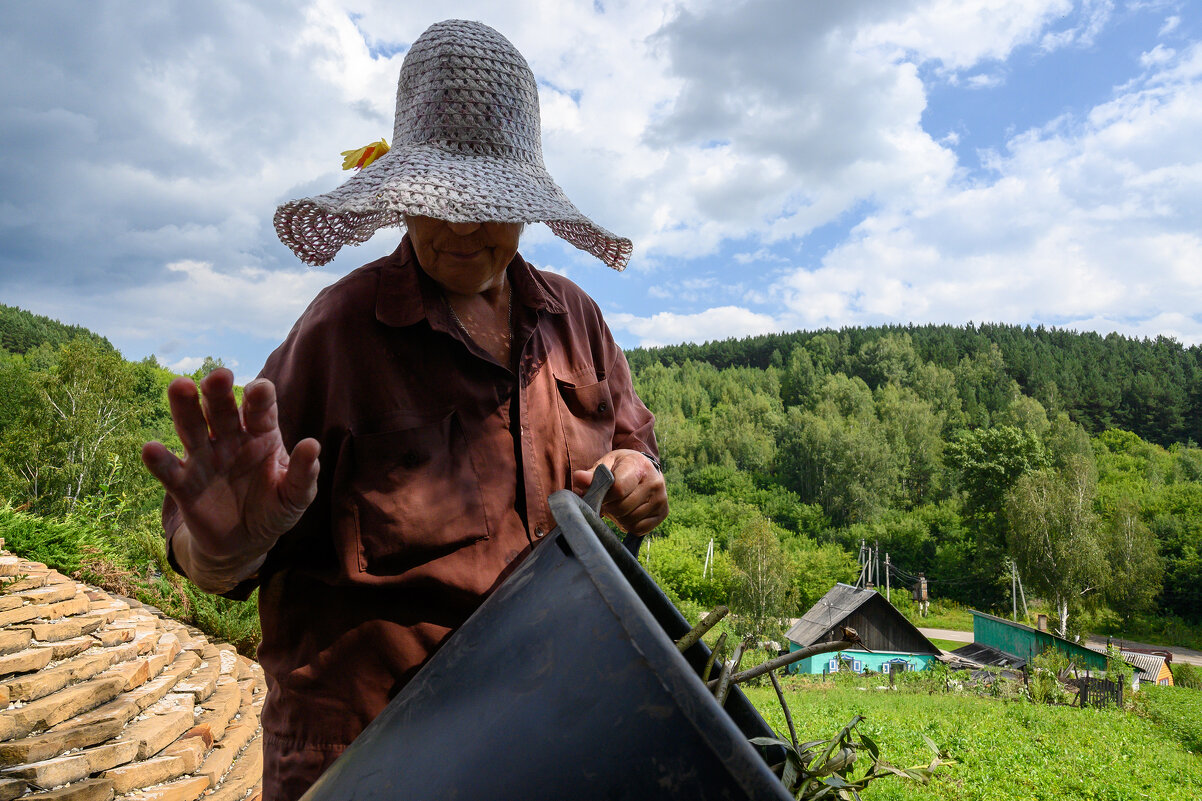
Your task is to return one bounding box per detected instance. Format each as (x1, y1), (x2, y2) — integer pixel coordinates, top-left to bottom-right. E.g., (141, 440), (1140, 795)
(744, 677), (1202, 800)
(927, 637), (965, 652)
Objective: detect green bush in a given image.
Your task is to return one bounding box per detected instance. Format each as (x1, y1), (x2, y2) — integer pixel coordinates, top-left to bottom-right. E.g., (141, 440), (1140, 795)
(643, 529), (739, 608)
(0, 502), (102, 575)
(1174, 663), (1202, 690)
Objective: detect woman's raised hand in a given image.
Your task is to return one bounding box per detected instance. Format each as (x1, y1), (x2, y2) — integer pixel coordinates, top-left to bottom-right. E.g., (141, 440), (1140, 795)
(141, 368), (320, 588)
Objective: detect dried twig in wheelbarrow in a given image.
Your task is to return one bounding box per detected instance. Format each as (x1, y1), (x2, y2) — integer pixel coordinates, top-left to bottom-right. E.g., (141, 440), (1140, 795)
(676, 605), (729, 653)
(714, 636), (754, 707)
(701, 631), (727, 683)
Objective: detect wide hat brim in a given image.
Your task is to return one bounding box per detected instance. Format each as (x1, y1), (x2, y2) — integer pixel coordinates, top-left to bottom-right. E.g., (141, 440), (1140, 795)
(274, 143), (632, 270)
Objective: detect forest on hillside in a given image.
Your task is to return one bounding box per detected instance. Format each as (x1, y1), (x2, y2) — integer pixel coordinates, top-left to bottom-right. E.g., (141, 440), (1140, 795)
(629, 325), (1202, 637)
(1, 302), (1200, 646)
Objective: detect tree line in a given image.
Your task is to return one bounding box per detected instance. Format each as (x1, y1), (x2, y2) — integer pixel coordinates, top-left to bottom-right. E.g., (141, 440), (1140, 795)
(0, 305), (1199, 644)
(627, 323), (1202, 448)
(629, 327), (1202, 637)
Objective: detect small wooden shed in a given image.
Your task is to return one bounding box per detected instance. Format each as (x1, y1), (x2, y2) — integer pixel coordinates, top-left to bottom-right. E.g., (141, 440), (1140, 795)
(784, 584), (941, 675)
(1122, 650), (1173, 686)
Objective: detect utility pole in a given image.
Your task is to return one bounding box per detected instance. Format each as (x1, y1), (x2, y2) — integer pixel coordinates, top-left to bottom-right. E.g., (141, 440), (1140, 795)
(885, 553), (891, 602)
(1011, 559), (1017, 622)
(857, 540), (868, 588)
(874, 542), (881, 593)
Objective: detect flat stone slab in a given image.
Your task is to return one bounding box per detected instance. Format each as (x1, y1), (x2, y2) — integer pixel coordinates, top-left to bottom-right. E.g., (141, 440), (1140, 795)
(0, 777), (27, 801)
(0, 646), (53, 676)
(0, 631), (31, 657)
(124, 774), (209, 801)
(0, 717), (127, 766)
(22, 777), (115, 801)
(0, 675), (126, 741)
(123, 707), (195, 760)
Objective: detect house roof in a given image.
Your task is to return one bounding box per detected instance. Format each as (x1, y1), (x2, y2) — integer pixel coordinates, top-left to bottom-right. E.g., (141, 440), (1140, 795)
(1121, 650), (1161, 678)
(785, 583), (876, 646)
(969, 610), (1109, 670)
(786, 583), (939, 655)
(949, 642), (1027, 668)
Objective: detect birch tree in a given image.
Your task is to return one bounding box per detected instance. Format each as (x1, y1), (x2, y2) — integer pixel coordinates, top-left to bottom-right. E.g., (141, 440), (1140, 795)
(1003, 453), (1106, 637)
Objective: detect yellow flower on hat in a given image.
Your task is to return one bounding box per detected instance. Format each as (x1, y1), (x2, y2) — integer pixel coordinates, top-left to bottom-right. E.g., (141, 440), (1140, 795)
(340, 139), (390, 171)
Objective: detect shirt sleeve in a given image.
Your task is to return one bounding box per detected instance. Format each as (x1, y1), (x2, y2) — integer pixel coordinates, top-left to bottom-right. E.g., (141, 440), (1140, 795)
(603, 325), (659, 462)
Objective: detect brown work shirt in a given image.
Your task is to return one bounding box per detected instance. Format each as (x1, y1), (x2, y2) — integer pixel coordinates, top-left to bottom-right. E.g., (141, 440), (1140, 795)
(165, 237), (657, 801)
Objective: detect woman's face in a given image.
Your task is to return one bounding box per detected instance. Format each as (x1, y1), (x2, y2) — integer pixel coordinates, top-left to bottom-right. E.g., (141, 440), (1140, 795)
(404, 215), (523, 296)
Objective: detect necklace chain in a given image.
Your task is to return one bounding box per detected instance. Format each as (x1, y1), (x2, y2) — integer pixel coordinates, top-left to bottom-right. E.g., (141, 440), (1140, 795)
(446, 284), (512, 346)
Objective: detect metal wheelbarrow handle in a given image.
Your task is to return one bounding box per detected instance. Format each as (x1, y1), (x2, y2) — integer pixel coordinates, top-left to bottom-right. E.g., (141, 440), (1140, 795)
(578, 465), (644, 556)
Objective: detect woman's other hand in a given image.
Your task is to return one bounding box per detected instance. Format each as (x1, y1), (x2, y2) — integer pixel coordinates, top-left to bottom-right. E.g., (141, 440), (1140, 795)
(572, 449), (667, 537)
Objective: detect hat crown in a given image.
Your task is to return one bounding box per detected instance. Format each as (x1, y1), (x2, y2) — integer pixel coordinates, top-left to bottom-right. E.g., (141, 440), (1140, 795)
(394, 20), (544, 167)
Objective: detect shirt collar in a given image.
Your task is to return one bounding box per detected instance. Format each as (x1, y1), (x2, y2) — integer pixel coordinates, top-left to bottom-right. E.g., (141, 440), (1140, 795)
(375, 235), (567, 328)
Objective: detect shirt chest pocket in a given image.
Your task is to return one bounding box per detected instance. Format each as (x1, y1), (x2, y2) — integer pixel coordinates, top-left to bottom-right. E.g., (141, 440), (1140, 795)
(555, 374), (616, 473)
(338, 411), (490, 575)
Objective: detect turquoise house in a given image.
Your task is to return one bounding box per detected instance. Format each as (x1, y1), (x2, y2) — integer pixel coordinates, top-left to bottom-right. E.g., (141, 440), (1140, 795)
(784, 584), (942, 675)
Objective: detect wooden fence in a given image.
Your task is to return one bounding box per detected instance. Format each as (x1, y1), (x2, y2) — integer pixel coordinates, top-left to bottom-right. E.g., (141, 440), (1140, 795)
(1078, 676), (1123, 708)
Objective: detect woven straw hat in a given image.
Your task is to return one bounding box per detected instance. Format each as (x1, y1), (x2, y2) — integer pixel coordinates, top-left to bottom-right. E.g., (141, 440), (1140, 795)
(274, 19), (632, 270)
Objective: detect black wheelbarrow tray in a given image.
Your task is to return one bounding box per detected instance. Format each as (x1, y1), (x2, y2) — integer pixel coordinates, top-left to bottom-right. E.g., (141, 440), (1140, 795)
(301, 468), (792, 800)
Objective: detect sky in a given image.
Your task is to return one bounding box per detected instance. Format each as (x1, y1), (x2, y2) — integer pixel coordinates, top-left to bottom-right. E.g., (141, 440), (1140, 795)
(1, 0), (1200, 384)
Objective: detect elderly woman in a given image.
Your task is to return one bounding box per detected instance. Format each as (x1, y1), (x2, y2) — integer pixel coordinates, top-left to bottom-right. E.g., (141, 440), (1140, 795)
(141, 19), (666, 801)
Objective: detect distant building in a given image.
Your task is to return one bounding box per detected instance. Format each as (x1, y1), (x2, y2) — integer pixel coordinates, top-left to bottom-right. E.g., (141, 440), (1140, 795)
(951, 611), (1108, 672)
(1122, 650), (1173, 686)
(784, 583), (941, 675)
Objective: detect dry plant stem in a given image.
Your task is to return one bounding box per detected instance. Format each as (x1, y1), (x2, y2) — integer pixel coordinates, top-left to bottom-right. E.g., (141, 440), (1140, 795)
(708, 639), (855, 690)
(733, 639), (855, 686)
(702, 632), (727, 683)
(676, 605), (729, 653)
(714, 637), (753, 707)
(768, 670), (798, 751)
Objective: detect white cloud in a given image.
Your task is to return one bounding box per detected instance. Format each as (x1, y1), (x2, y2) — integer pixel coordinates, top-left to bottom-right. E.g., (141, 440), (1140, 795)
(609, 306), (779, 347)
(1039, 0), (1112, 51)
(772, 40), (1202, 341)
(2, 0), (1197, 370)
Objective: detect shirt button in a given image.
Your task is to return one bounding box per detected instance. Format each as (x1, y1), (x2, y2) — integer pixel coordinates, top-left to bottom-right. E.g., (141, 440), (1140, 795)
(535, 527), (546, 539)
(597, 401), (608, 412)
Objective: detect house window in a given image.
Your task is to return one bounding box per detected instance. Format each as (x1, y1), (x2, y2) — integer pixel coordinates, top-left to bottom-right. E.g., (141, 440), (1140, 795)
(853, 660), (864, 673)
(828, 659), (839, 672)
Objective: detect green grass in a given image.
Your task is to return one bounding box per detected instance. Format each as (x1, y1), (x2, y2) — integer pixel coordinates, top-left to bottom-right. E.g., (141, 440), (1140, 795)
(1136, 684), (1202, 755)
(891, 593), (976, 632)
(928, 637), (965, 652)
(745, 678), (1202, 800)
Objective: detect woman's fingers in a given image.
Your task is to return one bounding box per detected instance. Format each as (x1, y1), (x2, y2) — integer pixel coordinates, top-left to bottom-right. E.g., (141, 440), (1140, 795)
(167, 377), (213, 457)
(140, 441), (186, 492)
(619, 498), (666, 536)
(200, 369), (242, 442)
(279, 438), (321, 515)
(241, 379), (280, 437)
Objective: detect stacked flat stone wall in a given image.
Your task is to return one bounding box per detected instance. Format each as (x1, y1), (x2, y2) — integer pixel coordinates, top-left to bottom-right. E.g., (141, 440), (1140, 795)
(0, 547), (265, 801)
